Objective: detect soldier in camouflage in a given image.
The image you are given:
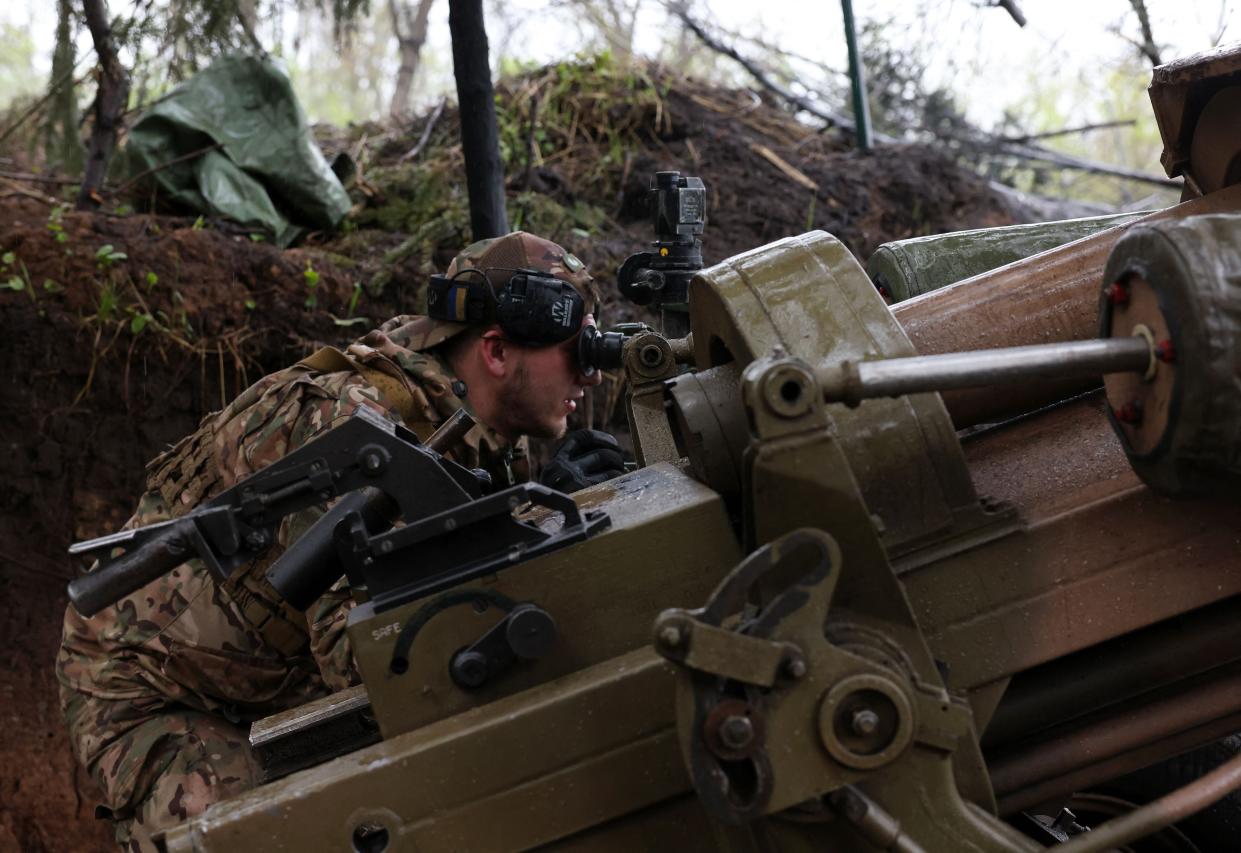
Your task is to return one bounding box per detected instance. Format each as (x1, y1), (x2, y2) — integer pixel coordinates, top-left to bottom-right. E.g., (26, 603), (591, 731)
(56, 232), (626, 851)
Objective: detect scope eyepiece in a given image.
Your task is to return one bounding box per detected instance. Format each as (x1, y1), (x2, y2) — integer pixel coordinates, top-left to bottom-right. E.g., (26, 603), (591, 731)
(577, 325), (628, 375)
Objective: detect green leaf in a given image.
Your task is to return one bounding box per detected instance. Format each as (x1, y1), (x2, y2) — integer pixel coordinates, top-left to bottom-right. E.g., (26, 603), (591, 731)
(95, 244), (114, 259)
(42, 279), (62, 292)
(3, 276), (24, 291)
(191, 215), (205, 230)
(145, 271), (158, 287)
(1, 251), (14, 265)
(131, 314), (149, 334)
(244, 299), (257, 310)
(249, 233), (265, 242)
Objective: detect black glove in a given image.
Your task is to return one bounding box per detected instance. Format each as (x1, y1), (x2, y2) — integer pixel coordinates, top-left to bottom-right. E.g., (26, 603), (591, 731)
(539, 429), (627, 493)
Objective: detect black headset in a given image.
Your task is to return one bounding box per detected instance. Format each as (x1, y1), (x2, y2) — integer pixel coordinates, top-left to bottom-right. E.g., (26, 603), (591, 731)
(426, 268), (586, 347)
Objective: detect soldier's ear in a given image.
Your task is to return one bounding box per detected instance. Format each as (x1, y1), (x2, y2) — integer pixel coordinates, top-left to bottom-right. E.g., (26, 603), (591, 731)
(478, 326), (511, 378)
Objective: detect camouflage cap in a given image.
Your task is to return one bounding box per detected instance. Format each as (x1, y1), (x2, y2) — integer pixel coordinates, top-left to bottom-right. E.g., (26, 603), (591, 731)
(395, 232), (598, 351)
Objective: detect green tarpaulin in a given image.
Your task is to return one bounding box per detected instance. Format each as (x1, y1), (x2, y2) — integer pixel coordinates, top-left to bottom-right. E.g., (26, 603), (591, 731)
(123, 55), (351, 247)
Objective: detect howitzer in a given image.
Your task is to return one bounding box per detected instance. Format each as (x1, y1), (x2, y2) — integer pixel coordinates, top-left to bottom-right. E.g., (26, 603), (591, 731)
(74, 44), (1241, 853)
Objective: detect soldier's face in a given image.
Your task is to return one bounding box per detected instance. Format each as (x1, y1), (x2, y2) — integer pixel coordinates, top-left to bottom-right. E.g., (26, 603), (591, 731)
(497, 316), (603, 439)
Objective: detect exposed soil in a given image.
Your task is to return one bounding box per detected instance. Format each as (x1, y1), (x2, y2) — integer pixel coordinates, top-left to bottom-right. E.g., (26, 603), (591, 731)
(0, 62), (1019, 852)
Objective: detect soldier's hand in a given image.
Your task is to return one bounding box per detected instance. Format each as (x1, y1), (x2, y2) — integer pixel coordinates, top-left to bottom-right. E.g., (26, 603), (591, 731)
(539, 429), (627, 493)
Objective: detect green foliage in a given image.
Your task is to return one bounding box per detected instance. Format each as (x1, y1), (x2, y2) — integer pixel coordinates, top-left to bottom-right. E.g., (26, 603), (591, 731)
(0, 23), (41, 111)
(493, 53), (664, 191)
(303, 260), (320, 307)
(1, 253), (36, 301)
(95, 244), (129, 269)
(46, 206), (69, 244)
(96, 281), (120, 322)
(130, 311), (152, 334)
(350, 161), (466, 234)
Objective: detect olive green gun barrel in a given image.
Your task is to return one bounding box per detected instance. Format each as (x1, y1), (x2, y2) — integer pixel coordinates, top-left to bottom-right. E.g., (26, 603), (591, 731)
(816, 336), (1152, 406)
(892, 182), (1241, 428)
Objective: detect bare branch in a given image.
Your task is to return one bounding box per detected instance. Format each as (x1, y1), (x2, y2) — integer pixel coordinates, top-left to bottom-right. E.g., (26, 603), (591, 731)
(399, 98), (446, 162)
(999, 119), (1136, 144)
(1126, 0), (1163, 66)
(667, 2), (870, 135)
(995, 0), (1026, 27)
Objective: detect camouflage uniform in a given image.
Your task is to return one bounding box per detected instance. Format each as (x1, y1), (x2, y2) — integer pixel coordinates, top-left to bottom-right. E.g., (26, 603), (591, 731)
(57, 232), (594, 851)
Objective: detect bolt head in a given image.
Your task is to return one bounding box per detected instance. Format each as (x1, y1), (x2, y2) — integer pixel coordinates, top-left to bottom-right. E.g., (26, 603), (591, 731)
(785, 657), (807, 679)
(658, 625), (683, 649)
(719, 715), (755, 750)
(851, 708), (880, 737)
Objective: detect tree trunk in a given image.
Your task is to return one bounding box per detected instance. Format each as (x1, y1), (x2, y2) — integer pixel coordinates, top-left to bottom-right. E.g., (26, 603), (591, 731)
(46, 0), (84, 175)
(77, 0), (130, 210)
(389, 0), (435, 120)
(448, 0), (508, 239)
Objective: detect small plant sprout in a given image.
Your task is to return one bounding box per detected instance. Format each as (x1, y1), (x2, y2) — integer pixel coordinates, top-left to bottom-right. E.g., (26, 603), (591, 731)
(95, 244), (128, 269)
(346, 281), (362, 317)
(46, 205), (68, 244)
(303, 261), (320, 308)
(96, 281), (119, 322)
(2, 259), (36, 300)
(145, 271), (159, 288)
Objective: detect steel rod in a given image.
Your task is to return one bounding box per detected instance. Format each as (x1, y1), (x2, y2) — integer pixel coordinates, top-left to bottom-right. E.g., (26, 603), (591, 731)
(816, 336), (1152, 406)
(988, 667), (1241, 797)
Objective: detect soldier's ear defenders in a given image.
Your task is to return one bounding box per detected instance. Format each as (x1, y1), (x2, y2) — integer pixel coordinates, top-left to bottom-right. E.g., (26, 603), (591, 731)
(427, 268), (585, 348)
